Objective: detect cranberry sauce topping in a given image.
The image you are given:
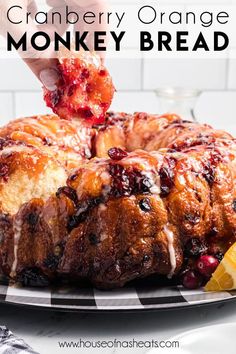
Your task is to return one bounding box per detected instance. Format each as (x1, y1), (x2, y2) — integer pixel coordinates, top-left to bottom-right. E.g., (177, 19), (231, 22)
(0, 138), (23, 150)
(108, 147), (128, 161)
(80, 68), (90, 80)
(0, 163), (10, 182)
(171, 134), (216, 152)
(202, 150), (222, 186)
(109, 164), (153, 198)
(44, 54), (115, 125)
(99, 69), (107, 76)
(159, 157), (176, 198)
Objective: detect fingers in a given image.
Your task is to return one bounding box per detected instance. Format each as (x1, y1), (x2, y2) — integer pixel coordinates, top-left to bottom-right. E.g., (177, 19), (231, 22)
(46, 0), (66, 7)
(24, 58), (60, 90)
(28, 0), (38, 18)
(69, 0), (107, 8)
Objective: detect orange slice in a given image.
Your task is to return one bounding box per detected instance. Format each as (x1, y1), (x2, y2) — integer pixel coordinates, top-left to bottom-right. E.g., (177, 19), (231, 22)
(205, 243), (236, 291)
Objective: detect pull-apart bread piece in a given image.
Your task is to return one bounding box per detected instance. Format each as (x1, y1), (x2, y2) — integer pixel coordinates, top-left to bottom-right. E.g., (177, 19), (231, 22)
(0, 112), (236, 289)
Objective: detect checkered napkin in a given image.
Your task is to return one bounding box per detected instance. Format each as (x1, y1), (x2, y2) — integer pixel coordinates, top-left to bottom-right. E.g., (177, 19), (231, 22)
(0, 327), (38, 354)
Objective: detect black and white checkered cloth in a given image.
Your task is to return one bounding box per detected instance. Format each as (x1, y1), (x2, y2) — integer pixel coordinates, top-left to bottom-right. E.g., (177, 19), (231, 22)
(0, 327), (38, 354)
(0, 283), (236, 311)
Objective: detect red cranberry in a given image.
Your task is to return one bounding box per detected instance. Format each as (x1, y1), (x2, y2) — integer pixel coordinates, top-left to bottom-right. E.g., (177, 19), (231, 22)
(81, 108), (93, 119)
(48, 89), (61, 108)
(67, 84), (76, 97)
(196, 255), (219, 277)
(80, 68), (90, 80)
(108, 147), (128, 161)
(86, 83), (93, 94)
(159, 157), (176, 198)
(182, 270), (203, 289)
(99, 69), (107, 76)
(0, 163), (10, 182)
(202, 151), (222, 186)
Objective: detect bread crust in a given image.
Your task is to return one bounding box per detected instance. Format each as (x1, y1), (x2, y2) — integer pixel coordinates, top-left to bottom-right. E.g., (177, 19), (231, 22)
(0, 112), (235, 288)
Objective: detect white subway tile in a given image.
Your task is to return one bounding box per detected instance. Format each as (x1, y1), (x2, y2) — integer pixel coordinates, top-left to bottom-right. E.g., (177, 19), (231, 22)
(0, 59), (41, 91)
(0, 93), (14, 126)
(228, 49), (236, 89)
(110, 91), (159, 113)
(143, 58), (227, 90)
(14, 92), (51, 118)
(195, 91), (236, 136)
(106, 57), (142, 90)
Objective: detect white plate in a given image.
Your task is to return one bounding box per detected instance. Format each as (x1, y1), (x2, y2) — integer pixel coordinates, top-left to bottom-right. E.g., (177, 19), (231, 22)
(151, 323), (236, 354)
(1, 282), (236, 311)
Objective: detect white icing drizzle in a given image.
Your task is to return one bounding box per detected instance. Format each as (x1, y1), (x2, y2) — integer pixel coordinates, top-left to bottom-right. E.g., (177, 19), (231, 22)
(10, 217), (23, 278)
(163, 225), (176, 279)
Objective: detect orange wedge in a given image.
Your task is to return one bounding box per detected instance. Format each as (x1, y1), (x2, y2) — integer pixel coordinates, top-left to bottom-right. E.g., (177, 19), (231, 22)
(205, 243), (236, 291)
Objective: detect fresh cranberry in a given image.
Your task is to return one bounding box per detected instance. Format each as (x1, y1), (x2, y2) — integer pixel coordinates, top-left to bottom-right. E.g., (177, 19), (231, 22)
(182, 270), (203, 289)
(108, 147), (128, 161)
(196, 255), (219, 277)
(99, 69), (107, 76)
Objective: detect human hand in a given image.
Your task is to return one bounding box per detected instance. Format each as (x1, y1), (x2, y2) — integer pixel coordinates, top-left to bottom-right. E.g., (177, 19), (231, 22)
(0, 0), (108, 90)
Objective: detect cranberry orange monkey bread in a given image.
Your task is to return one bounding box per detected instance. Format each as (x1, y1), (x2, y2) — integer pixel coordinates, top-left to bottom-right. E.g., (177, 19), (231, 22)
(43, 50), (115, 125)
(0, 110), (236, 289)
(0, 52), (235, 289)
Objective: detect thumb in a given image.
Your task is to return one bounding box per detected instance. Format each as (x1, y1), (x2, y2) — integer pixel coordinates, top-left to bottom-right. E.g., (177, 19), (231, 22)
(24, 58), (60, 91)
